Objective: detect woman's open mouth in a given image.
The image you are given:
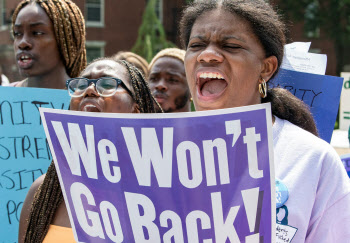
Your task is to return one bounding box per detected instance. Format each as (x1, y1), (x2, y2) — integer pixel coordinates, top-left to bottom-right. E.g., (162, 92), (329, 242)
(197, 71), (228, 100)
(79, 102), (102, 112)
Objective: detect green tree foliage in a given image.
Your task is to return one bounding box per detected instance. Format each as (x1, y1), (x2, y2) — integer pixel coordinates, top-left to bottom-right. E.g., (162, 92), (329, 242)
(277, 0), (350, 75)
(131, 0), (175, 62)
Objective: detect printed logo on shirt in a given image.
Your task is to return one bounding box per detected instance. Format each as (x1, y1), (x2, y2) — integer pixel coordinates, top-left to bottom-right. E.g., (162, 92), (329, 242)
(276, 206), (298, 243)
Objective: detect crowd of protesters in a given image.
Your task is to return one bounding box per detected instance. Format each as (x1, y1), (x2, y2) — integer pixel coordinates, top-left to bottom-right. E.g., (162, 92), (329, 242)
(0, 0), (348, 242)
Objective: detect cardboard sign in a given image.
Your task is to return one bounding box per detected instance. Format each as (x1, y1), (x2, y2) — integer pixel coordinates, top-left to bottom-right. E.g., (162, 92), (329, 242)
(271, 68), (343, 143)
(41, 103), (275, 243)
(339, 72), (350, 131)
(276, 224), (298, 243)
(0, 86), (70, 242)
(340, 154), (350, 177)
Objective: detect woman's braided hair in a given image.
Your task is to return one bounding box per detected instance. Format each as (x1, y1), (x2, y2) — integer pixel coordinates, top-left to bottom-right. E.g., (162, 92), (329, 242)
(23, 59), (161, 242)
(12, 0), (87, 78)
(118, 59), (162, 113)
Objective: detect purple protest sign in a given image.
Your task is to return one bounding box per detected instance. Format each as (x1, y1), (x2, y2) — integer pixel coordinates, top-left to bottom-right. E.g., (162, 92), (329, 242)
(40, 103), (275, 243)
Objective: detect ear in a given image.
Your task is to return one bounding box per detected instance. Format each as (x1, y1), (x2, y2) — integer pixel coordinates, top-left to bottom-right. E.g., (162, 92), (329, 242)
(261, 56), (278, 82)
(132, 103), (140, 113)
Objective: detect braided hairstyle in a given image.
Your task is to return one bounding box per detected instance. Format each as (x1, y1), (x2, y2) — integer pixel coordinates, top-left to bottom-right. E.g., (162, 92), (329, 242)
(23, 58), (161, 243)
(180, 0), (318, 136)
(12, 0), (87, 78)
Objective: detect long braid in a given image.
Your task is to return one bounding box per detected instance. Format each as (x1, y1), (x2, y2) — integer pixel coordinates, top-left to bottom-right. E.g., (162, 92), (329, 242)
(24, 162), (63, 242)
(118, 60), (162, 113)
(12, 0), (86, 78)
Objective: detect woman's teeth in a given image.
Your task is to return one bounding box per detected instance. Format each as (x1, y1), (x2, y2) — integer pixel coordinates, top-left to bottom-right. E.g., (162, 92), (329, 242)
(199, 72), (224, 79)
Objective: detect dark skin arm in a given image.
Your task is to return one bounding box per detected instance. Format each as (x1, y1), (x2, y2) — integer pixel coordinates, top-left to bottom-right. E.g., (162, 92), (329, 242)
(18, 174), (45, 243)
(18, 174), (71, 243)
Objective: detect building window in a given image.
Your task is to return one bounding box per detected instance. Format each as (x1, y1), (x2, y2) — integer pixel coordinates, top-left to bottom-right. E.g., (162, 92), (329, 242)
(86, 41), (106, 63)
(85, 0), (104, 27)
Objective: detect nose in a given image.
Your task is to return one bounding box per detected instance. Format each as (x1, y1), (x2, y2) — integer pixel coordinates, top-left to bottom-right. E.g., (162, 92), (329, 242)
(83, 83), (100, 97)
(17, 34), (32, 50)
(155, 78), (168, 92)
(197, 45), (224, 64)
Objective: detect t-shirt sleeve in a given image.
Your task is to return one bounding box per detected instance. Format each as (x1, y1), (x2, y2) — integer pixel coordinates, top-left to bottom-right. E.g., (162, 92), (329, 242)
(305, 147), (350, 242)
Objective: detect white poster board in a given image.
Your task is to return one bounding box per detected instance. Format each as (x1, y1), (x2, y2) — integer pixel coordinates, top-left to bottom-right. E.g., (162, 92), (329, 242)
(339, 72), (350, 130)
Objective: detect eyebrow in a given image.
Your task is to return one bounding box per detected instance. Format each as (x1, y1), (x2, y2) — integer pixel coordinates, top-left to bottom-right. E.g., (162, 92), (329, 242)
(150, 70), (183, 77)
(189, 35), (245, 43)
(14, 22), (48, 28)
(222, 35), (245, 42)
(189, 35), (206, 41)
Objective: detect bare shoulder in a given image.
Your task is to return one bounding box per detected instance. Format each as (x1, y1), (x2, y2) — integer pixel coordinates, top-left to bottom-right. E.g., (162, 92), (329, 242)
(18, 174), (46, 243)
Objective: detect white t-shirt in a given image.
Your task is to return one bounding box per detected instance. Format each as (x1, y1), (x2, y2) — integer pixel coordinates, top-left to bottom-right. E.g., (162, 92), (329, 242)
(1, 74), (9, 86)
(273, 116), (350, 242)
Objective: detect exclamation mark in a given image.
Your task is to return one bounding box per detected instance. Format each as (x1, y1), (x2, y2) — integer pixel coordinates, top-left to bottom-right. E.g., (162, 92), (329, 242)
(241, 187), (260, 243)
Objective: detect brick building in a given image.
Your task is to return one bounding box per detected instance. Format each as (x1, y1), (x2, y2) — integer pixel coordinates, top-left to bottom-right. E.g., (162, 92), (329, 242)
(0, 0), (349, 82)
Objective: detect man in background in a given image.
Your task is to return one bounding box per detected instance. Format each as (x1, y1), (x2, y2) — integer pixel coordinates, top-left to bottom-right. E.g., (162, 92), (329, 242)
(148, 48), (191, 113)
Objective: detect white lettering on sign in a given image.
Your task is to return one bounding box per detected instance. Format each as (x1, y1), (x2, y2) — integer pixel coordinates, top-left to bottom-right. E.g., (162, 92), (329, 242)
(52, 122), (97, 179)
(244, 127), (263, 179)
(53, 121), (264, 190)
(122, 127), (174, 187)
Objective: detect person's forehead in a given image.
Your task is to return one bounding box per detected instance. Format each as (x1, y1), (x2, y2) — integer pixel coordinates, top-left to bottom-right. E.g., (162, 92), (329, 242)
(15, 3), (51, 26)
(83, 60), (126, 77)
(151, 57), (185, 75)
(82, 60), (133, 89)
(191, 9), (254, 39)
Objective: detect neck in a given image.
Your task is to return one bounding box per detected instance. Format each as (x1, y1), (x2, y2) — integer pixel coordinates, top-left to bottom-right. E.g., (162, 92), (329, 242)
(26, 67), (69, 89)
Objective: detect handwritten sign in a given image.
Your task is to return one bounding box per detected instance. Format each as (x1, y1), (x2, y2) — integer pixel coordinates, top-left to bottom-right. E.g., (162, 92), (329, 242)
(276, 224), (298, 243)
(271, 68), (343, 143)
(41, 103), (276, 243)
(0, 86), (70, 242)
(340, 154), (350, 178)
(339, 72), (350, 131)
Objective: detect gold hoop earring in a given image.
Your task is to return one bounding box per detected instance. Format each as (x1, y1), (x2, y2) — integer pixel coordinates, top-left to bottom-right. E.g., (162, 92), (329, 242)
(190, 97), (193, 102)
(259, 78), (267, 98)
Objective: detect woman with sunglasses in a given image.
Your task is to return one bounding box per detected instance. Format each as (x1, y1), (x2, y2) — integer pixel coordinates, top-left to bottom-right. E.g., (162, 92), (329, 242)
(18, 58), (161, 243)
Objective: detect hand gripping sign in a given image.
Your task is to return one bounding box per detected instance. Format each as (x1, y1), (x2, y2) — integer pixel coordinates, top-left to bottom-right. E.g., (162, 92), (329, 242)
(40, 103), (276, 243)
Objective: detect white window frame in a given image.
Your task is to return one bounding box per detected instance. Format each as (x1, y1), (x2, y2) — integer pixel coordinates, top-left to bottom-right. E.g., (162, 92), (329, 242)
(85, 0), (105, 28)
(85, 41), (106, 63)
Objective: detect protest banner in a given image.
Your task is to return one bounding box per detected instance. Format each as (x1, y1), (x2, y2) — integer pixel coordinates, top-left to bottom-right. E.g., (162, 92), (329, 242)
(41, 103), (275, 243)
(339, 72), (350, 131)
(270, 68), (343, 143)
(340, 154), (350, 178)
(0, 86), (70, 242)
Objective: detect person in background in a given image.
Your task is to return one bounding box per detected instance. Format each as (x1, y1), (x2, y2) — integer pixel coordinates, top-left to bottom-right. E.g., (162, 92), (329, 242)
(113, 51), (149, 78)
(11, 0), (86, 88)
(148, 48), (192, 113)
(180, 0), (350, 242)
(18, 58), (161, 243)
(0, 65), (10, 86)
